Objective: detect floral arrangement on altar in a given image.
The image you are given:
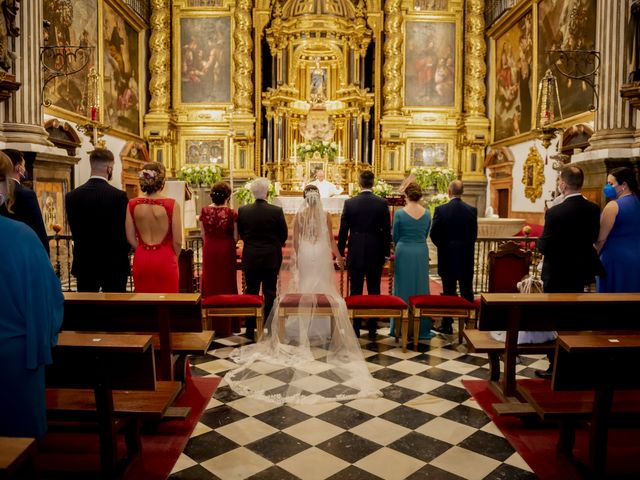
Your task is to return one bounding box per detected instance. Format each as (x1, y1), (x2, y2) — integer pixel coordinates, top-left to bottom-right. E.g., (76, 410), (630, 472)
(411, 166), (457, 193)
(177, 164), (222, 187)
(296, 140), (338, 161)
(352, 179), (394, 198)
(235, 179), (278, 205)
(426, 193), (450, 214)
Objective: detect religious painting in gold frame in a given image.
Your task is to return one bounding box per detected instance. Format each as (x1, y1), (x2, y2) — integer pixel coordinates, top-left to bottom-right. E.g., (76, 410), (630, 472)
(537, 0), (596, 119)
(404, 20), (457, 108)
(409, 142), (449, 168)
(180, 135), (228, 168)
(521, 146), (545, 202)
(101, 0), (144, 139)
(491, 9), (534, 144)
(34, 178), (68, 234)
(177, 15), (231, 105)
(43, 0), (98, 123)
(413, 0), (448, 11)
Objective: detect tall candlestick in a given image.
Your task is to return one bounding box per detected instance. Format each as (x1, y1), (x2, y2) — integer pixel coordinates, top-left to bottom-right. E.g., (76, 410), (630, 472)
(293, 139), (297, 163)
(92, 126), (98, 146)
(355, 138), (359, 162)
(371, 139), (375, 170)
(338, 141), (341, 157)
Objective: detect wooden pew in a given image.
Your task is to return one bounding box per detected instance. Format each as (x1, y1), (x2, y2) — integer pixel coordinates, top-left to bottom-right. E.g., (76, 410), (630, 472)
(467, 293), (640, 410)
(0, 437), (37, 479)
(46, 332), (181, 477)
(62, 292), (212, 381)
(517, 333), (640, 478)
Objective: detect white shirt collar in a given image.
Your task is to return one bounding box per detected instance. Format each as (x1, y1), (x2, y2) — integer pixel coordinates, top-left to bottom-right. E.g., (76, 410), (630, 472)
(563, 192), (582, 199)
(89, 175), (109, 182)
(9, 178), (20, 185)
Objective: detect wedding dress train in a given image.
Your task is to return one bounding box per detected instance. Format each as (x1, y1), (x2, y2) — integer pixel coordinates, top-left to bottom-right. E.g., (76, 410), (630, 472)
(224, 192), (381, 404)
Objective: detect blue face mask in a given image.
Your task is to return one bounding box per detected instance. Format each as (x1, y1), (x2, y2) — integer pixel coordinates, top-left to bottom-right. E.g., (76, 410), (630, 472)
(603, 184), (618, 200)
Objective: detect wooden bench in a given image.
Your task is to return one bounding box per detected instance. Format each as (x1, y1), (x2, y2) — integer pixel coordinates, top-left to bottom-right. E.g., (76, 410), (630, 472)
(62, 292), (213, 381)
(517, 333), (640, 478)
(46, 332), (181, 477)
(0, 437), (37, 479)
(467, 293), (640, 411)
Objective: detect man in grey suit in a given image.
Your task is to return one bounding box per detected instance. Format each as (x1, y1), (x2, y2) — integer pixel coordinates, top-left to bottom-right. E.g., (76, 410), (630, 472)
(66, 148), (130, 292)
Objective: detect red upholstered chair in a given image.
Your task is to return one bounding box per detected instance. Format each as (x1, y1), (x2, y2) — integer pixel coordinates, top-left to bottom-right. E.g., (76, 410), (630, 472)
(487, 242), (532, 293)
(344, 295), (409, 351)
(408, 295), (477, 349)
(202, 294), (264, 340)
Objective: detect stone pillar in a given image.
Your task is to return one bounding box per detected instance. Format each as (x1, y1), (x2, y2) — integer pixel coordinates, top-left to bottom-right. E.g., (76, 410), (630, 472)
(0, 0), (51, 146)
(588, 0), (635, 150)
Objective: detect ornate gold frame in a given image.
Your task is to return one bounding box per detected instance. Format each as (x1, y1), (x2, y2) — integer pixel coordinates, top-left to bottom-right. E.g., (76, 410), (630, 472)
(179, 133), (229, 169)
(522, 145), (545, 202)
(172, 0), (234, 111)
(406, 137), (454, 170)
(100, 0), (146, 141)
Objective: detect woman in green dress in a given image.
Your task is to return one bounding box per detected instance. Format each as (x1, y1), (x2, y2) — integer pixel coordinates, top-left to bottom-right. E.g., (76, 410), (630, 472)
(390, 182), (433, 339)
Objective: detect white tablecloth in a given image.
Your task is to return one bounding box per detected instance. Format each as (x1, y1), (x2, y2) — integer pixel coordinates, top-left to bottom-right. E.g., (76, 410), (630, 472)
(274, 195), (348, 214)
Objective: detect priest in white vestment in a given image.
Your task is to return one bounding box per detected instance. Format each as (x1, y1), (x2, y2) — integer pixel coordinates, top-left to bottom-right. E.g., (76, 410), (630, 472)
(309, 169), (343, 198)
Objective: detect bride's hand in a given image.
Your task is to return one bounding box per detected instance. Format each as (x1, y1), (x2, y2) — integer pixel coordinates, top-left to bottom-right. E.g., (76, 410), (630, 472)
(335, 255), (346, 268)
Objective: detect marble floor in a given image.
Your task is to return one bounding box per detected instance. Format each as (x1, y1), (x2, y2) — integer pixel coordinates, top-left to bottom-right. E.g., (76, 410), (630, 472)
(169, 328), (545, 480)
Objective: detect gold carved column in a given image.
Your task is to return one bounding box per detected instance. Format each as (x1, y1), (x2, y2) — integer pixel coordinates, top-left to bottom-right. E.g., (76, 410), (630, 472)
(233, 0), (254, 114)
(382, 0), (403, 115)
(144, 0), (175, 169)
(460, 0), (489, 181)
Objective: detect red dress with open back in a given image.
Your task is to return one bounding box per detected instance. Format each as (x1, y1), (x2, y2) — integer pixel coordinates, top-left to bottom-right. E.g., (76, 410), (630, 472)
(200, 205), (239, 336)
(129, 197), (179, 293)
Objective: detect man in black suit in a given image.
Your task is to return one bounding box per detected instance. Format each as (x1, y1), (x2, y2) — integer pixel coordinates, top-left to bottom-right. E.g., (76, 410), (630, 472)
(0, 149), (49, 254)
(538, 165), (602, 293)
(429, 180), (478, 334)
(65, 148), (130, 292)
(237, 177), (289, 339)
(535, 166), (601, 378)
(338, 170), (391, 338)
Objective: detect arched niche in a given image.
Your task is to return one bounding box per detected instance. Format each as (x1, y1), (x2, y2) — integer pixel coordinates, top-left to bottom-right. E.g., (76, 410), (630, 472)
(485, 146), (515, 218)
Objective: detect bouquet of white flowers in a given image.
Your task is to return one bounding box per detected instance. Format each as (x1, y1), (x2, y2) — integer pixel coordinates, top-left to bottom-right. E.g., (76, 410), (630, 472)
(296, 140), (338, 161)
(411, 166), (456, 193)
(426, 192), (449, 215)
(352, 179), (394, 198)
(177, 164), (223, 187)
(235, 179), (278, 205)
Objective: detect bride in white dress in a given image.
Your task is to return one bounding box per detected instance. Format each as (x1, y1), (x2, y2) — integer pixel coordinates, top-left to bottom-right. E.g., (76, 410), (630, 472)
(225, 186), (381, 404)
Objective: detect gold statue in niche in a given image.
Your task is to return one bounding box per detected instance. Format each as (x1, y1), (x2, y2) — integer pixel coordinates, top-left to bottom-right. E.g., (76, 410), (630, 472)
(309, 57), (327, 104)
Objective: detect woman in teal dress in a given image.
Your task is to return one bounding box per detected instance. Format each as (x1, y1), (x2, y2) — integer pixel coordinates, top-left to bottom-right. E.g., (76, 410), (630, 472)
(390, 182), (433, 339)
(0, 152), (64, 440)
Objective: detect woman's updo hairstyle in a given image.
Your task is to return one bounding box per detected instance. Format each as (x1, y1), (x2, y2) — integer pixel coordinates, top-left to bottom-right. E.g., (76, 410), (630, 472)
(210, 181), (232, 205)
(610, 166), (640, 198)
(404, 182), (423, 202)
(138, 162), (166, 194)
(303, 184), (320, 206)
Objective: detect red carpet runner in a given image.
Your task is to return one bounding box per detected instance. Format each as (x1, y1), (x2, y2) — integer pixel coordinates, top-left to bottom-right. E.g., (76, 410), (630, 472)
(463, 379), (640, 479)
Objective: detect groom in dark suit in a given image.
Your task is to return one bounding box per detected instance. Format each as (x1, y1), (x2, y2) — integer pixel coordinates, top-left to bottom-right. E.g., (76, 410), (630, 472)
(338, 170), (391, 337)
(237, 177), (289, 339)
(429, 180), (478, 334)
(66, 148), (130, 292)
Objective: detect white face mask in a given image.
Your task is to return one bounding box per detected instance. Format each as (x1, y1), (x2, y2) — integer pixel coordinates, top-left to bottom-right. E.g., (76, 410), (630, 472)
(0, 192), (5, 206)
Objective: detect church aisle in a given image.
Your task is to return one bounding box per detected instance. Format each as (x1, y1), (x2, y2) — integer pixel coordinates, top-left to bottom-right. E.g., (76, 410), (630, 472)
(169, 330), (541, 479)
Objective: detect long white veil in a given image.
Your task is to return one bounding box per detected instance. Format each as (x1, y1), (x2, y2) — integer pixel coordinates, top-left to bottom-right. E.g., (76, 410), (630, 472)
(224, 191), (381, 404)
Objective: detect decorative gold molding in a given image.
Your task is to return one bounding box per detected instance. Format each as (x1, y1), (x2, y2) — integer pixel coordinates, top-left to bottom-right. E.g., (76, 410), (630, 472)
(464, 0), (486, 116)
(382, 0), (403, 115)
(522, 146), (545, 202)
(148, 0), (171, 113)
(234, 0), (254, 113)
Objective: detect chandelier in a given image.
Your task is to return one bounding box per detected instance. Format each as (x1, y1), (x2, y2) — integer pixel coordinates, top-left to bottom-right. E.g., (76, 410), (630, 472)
(533, 69), (563, 150)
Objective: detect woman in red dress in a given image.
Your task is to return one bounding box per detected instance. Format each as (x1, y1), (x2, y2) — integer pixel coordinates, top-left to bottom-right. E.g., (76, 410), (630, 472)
(125, 162), (182, 293)
(200, 181), (239, 336)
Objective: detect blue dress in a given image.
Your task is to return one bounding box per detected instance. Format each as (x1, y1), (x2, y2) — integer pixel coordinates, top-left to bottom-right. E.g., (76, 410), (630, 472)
(0, 216), (63, 440)
(597, 195), (640, 293)
(390, 209), (433, 339)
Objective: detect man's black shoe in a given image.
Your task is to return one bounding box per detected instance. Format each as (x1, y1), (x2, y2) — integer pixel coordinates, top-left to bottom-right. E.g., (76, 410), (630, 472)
(368, 329), (377, 339)
(534, 369), (552, 379)
(434, 325), (453, 335)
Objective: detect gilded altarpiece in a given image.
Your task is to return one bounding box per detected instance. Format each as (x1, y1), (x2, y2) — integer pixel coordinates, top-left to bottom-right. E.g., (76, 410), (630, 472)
(169, 0), (255, 178)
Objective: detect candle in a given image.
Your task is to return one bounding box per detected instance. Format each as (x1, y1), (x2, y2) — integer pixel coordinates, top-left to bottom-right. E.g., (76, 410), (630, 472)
(355, 138), (359, 162)
(262, 139), (266, 164)
(92, 125), (97, 146)
(91, 106), (97, 122)
(293, 140), (297, 163)
(338, 141), (341, 157)
(371, 139), (375, 170)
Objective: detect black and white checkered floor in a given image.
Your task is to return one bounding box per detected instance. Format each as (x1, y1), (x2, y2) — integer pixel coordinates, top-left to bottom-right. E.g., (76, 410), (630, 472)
(170, 329), (545, 479)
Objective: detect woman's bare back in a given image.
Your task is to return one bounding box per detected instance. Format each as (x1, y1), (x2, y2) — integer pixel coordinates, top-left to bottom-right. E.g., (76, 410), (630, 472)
(133, 203), (170, 245)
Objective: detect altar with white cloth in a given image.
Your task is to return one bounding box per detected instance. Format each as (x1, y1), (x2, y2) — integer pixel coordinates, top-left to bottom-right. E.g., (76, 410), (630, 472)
(273, 195), (349, 214)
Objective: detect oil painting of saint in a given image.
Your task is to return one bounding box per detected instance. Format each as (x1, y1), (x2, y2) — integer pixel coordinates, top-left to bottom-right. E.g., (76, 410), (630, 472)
(493, 12), (533, 142)
(103, 3), (140, 136)
(43, 0), (97, 118)
(538, 0), (596, 118)
(405, 21), (456, 107)
(180, 17), (231, 104)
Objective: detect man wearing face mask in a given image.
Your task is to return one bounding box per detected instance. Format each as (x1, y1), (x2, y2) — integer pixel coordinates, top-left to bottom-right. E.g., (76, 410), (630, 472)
(66, 148), (131, 292)
(538, 165), (602, 292)
(0, 149), (50, 255)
